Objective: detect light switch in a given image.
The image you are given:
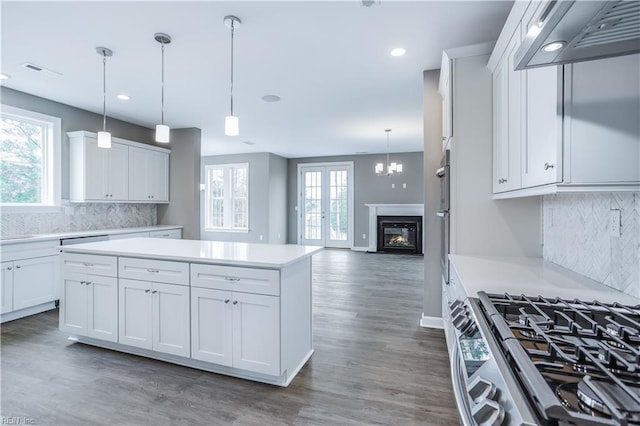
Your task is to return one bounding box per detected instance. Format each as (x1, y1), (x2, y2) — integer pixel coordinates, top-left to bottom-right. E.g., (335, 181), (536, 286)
(609, 209), (621, 237)
(391, 183), (395, 189)
(402, 183), (407, 189)
(362, 233), (366, 240)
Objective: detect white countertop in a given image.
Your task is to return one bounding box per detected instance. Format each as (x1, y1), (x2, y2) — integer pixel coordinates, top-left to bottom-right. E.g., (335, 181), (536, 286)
(0, 225), (183, 246)
(60, 238), (323, 268)
(449, 255), (639, 305)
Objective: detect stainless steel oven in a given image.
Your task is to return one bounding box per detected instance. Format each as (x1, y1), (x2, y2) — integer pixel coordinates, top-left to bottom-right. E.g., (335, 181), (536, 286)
(436, 150), (450, 284)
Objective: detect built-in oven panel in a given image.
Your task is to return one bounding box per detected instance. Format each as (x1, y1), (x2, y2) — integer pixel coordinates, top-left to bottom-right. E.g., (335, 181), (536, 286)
(436, 150), (450, 284)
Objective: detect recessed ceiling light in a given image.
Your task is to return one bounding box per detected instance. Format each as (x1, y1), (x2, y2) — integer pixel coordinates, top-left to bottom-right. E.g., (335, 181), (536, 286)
(117, 94), (131, 100)
(390, 48), (406, 57)
(0, 73), (10, 80)
(542, 41), (565, 53)
(261, 95), (281, 103)
(243, 141), (256, 145)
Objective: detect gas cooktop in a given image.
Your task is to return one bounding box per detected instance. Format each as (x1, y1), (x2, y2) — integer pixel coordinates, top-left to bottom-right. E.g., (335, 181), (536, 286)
(478, 292), (640, 425)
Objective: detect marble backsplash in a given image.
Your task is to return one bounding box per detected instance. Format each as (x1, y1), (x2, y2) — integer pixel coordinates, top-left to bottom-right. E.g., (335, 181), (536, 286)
(542, 192), (640, 299)
(1, 201), (157, 236)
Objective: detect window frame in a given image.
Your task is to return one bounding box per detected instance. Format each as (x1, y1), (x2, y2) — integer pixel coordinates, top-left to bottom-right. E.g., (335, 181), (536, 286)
(0, 105), (62, 212)
(203, 163), (249, 232)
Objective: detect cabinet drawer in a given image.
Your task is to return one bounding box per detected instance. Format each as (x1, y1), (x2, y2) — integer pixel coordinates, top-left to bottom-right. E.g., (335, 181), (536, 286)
(191, 264), (280, 296)
(119, 257), (189, 286)
(149, 229), (181, 239)
(109, 231), (150, 240)
(62, 253), (117, 277)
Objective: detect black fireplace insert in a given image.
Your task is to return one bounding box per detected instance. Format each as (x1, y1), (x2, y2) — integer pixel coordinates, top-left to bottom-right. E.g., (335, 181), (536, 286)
(376, 216), (422, 254)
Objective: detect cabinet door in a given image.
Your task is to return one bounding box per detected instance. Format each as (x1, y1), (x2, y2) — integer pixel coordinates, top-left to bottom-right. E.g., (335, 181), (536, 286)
(232, 292), (280, 376)
(84, 138), (109, 200)
(107, 142), (129, 200)
(523, 65), (562, 187)
(13, 255), (58, 310)
(152, 282), (190, 357)
(504, 26), (523, 191)
(191, 287), (233, 366)
(128, 146), (148, 201)
(493, 55), (509, 193)
(1, 262), (14, 314)
(149, 151), (169, 202)
(87, 275), (118, 342)
(59, 272), (88, 335)
(118, 278), (153, 350)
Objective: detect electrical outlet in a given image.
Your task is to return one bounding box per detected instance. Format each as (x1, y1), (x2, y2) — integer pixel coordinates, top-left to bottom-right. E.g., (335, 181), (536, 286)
(391, 183), (395, 189)
(362, 233), (366, 239)
(277, 233), (281, 240)
(402, 183), (407, 189)
(259, 235), (264, 241)
(609, 209), (621, 237)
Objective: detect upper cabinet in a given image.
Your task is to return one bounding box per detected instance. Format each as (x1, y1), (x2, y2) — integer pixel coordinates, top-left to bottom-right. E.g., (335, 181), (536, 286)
(68, 131), (170, 203)
(488, 1), (640, 198)
(128, 146), (169, 202)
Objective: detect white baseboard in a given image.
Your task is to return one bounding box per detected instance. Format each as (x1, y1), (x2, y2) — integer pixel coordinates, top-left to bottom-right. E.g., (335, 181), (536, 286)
(1, 301), (57, 323)
(350, 246), (368, 252)
(420, 314), (444, 329)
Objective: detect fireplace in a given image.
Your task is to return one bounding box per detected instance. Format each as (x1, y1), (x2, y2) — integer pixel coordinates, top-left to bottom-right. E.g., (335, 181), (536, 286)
(376, 216), (422, 254)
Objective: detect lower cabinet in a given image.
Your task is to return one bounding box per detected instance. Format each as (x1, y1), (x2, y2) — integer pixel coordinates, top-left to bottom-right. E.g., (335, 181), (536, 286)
(11, 255), (59, 311)
(1, 262), (14, 314)
(191, 287), (280, 376)
(119, 278), (190, 357)
(59, 272), (118, 342)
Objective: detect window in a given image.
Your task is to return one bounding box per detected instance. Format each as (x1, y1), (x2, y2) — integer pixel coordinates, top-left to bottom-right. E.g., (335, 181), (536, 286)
(0, 105), (61, 209)
(204, 163), (249, 231)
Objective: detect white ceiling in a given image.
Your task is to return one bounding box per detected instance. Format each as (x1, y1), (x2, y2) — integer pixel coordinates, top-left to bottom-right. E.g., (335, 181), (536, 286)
(0, 1), (512, 158)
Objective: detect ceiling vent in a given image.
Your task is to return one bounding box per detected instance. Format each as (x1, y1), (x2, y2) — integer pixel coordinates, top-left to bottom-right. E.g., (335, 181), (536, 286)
(21, 62), (62, 76)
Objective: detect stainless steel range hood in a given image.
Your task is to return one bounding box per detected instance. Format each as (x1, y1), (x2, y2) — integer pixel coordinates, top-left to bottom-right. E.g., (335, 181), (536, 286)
(515, 0), (640, 70)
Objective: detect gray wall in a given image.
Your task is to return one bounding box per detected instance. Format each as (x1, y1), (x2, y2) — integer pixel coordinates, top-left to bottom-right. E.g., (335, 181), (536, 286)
(200, 152), (288, 243)
(158, 128), (201, 239)
(268, 154), (288, 244)
(287, 152), (424, 247)
(1, 87), (157, 200)
(423, 70), (443, 318)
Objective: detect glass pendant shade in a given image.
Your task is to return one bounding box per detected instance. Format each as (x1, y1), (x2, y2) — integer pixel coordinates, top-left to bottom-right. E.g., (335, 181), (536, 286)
(374, 129), (403, 176)
(97, 131), (112, 148)
(375, 163), (384, 174)
(155, 124), (170, 143)
(225, 115), (239, 136)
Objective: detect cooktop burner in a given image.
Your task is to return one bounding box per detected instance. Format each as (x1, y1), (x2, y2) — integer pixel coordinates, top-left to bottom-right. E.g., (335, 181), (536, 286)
(479, 292), (640, 425)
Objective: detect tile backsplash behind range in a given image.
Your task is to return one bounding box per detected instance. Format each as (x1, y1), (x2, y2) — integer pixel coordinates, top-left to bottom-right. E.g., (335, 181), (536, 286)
(1, 202), (157, 236)
(543, 192), (640, 299)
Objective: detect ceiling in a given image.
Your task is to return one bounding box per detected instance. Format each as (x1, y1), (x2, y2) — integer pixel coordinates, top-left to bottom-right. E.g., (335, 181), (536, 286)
(0, 1), (512, 158)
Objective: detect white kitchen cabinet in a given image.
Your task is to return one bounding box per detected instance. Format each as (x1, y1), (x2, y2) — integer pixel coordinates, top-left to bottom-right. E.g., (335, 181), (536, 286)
(1, 262), (14, 314)
(191, 286), (280, 376)
(109, 231), (151, 240)
(68, 131), (170, 203)
(1, 240), (60, 322)
(59, 272), (118, 342)
(148, 229), (182, 239)
(128, 146), (169, 202)
(119, 278), (190, 357)
(439, 56), (453, 150)
(70, 133), (129, 201)
(489, 2), (639, 198)
(493, 24), (524, 193)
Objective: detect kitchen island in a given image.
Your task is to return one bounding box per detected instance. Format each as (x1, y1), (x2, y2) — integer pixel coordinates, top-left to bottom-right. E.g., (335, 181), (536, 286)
(59, 238), (322, 386)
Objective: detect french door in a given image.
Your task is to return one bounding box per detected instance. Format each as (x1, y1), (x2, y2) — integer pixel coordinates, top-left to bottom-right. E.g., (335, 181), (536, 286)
(298, 162), (353, 248)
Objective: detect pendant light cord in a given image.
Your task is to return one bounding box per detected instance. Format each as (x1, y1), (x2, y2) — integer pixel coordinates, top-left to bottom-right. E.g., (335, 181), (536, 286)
(230, 19), (235, 116)
(102, 53), (107, 132)
(386, 130), (391, 170)
(161, 43), (165, 125)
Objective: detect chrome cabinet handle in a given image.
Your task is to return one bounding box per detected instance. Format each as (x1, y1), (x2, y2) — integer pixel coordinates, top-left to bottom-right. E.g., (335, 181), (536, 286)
(86, 281), (92, 286)
(6, 266), (12, 271)
(151, 290), (157, 294)
(224, 276), (241, 282)
(145, 289), (151, 293)
(84, 263), (94, 267)
(436, 211), (448, 218)
(498, 178), (507, 184)
(15, 265), (21, 269)
(544, 162), (555, 170)
(224, 299), (230, 304)
(232, 300), (238, 305)
(80, 280), (86, 285)
(147, 269), (160, 273)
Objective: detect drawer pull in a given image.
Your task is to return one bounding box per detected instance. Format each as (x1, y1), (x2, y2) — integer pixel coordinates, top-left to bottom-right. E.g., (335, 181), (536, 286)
(225, 276), (241, 282)
(151, 290), (158, 294)
(6, 267), (12, 271)
(233, 300), (238, 305)
(224, 299), (230, 303)
(83, 262), (94, 267)
(147, 269), (160, 273)
(145, 289), (151, 293)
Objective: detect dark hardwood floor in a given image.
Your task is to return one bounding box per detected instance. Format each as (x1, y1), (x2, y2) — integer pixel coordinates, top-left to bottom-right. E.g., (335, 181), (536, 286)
(1, 249), (458, 425)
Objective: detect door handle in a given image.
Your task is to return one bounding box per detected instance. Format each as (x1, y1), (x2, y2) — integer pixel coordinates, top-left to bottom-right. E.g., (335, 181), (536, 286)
(436, 211), (449, 218)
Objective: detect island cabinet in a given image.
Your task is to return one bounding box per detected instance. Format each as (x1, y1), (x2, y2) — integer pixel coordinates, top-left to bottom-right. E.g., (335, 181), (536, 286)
(118, 258), (190, 357)
(58, 238), (320, 387)
(59, 254), (118, 342)
(191, 265), (280, 376)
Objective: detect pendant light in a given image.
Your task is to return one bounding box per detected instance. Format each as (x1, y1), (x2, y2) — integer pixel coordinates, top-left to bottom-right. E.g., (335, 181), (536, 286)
(96, 47), (113, 148)
(154, 32), (172, 143)
(224, 15), (241, 136)
(375, 129), (403, 176)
